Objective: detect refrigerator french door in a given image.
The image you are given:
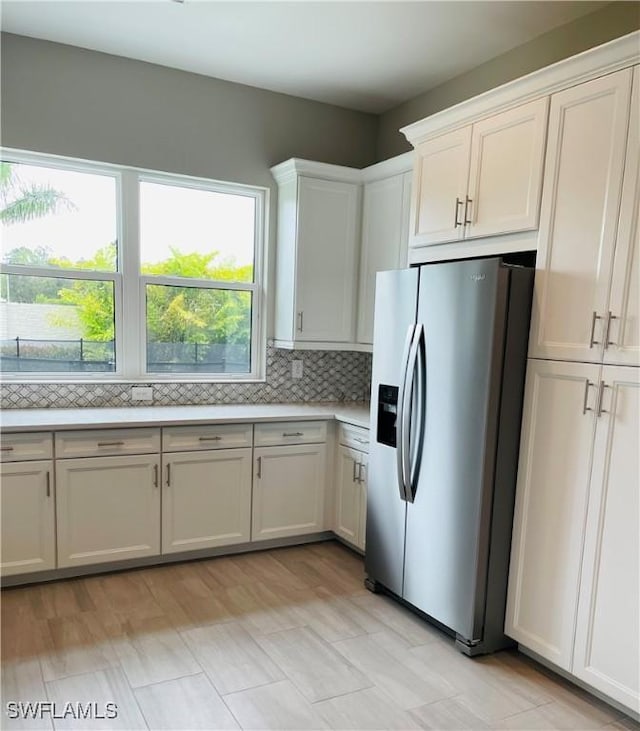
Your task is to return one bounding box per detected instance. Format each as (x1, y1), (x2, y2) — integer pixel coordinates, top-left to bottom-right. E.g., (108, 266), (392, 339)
(365, 257), (533, 655)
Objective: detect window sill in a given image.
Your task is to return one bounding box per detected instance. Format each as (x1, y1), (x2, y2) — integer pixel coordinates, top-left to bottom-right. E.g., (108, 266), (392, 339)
(1, 374), (267, 386)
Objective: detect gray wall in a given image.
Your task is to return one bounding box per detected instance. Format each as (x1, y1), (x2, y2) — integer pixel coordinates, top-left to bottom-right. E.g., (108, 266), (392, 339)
(376, 1), (640, 159)
(1, 33), (377, 183)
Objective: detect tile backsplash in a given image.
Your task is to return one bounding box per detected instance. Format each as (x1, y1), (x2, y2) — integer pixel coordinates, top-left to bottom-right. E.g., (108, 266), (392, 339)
(0, 347), (372, 409)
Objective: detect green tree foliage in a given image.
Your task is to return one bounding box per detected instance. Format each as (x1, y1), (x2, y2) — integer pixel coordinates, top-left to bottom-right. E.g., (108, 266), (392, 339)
(0, 162), (76, 224)
(4, 242), (252, 347)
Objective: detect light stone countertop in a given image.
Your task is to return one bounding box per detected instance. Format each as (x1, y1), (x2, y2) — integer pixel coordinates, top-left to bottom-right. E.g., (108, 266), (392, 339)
(0, 401), (371, 432)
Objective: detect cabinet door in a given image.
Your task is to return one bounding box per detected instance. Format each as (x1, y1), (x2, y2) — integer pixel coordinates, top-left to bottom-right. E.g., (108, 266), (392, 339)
(529, 68), (633, 363)
(505, 359), (600, 670)
(573, 366), (639, 710)
(605, 67), (640, 367)
(56, 454), (160, 568)
(295, 176), (359, 342)
(1, 460), (55, 576)
(357, 172), (411, 344)
(334, 446), (361, 547)
(356, 452), (368, 552)
(466, 97), (548, 239)
(410, 127), (471, 246)
(252, 444), (326, 541)
(162, 448), (252, 554)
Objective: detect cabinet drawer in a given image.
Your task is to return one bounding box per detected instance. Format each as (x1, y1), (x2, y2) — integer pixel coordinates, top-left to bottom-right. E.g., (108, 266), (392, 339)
(55, 428), (160, 458)
(162, 424), (253, 452)
(338, 424), (369, 452)
(254, 421), (327, 447)
(0, 432), (53, 462)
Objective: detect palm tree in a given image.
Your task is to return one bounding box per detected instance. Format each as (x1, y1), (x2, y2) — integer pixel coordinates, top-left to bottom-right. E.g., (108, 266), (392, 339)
(0, 161), (75, 225)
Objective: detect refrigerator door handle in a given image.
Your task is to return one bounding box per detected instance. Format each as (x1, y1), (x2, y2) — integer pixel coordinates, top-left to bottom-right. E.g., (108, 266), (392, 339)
(403, 323), (425, 504)
(396, 324), (415, 501)
(407, 325), (426, 502)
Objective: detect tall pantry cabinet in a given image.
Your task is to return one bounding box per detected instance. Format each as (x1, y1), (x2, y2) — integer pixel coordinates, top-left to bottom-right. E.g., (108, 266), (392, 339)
(506, 66), (640, 713)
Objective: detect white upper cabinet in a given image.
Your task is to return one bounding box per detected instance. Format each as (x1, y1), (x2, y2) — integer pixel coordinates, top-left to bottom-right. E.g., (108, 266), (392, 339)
(272, 160), (361, 348)
(411, 127), (471, 246)
(505, 358), (600, 671)
(529, 68), (633, 364)
(573, 366), (639, 710)
(605, 67), (640, 367)
(357, 157), (412, 345)
(407, 98), (548, 248)
(466, 98), (548, 239)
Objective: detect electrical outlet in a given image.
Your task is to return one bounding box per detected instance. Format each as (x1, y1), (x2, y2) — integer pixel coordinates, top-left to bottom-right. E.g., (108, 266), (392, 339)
(131, 386), (154, 402)
(291, 359), (304, 379)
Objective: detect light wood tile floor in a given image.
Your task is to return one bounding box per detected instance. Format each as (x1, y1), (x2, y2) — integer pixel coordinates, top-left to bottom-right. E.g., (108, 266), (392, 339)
(1, 541), (637, 730)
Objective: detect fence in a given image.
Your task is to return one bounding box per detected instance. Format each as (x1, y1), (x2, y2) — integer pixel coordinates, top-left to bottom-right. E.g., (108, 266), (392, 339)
(0, 338), (249, 373)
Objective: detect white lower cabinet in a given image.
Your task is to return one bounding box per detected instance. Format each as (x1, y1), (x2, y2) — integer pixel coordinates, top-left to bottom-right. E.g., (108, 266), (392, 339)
(335, 445), (367, 551)
(506, 359), (640, 712)
(56, 454), (161, 568)
(162, 448), (252, 554)
(1, 460), (55, 576)
(573, 366), (639, 710)
(252, 443), (326, 541)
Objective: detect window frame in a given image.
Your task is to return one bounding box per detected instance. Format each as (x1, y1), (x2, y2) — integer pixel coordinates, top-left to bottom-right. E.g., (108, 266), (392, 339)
(0, 148), (267, 383)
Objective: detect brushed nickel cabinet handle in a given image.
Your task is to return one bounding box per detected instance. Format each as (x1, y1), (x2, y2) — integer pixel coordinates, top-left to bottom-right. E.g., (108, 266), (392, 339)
(153, 464), (158, 488)
(464, 197), (473, 225)
(604, 311), (618, 347)
(454, 197), (463, 228)
(46, 471), (51, 498)
(97, 441), (125, 447)
(0, 446), (14, 452)
(297, 311), (304, 332)
(166, 463), (171, 487)
(199, 436), (222, 441)
(582, 379), (595, 415)
(257, 456), (262, 479)
(589, 312), (602, 348)
(282, 431), (304, 437)
(596, 381), (610, 417)
(358, 463), (365, 483)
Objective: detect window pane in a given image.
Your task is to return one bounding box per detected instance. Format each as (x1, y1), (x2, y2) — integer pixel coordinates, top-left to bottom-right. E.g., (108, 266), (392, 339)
(0, 161), (117, 272)
(145, 284), (251, 374)
(140, 181), (255, 282)
(0, 274), (116, 372)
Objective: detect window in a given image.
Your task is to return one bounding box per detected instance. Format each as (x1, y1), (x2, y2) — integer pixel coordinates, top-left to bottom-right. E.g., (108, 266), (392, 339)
(0, 152), (266, 380)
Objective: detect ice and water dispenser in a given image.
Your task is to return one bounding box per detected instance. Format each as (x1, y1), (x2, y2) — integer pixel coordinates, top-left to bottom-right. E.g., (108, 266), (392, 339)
(377, 384), (399, 448)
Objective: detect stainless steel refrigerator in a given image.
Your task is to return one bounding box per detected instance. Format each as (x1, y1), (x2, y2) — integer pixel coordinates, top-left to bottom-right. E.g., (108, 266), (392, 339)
(365, 256), (533, 656)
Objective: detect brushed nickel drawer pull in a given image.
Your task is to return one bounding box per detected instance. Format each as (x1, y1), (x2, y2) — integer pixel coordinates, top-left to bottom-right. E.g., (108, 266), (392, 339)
(166, 463), (171, 487)
(282, 432), (304, 437)
(354, 437), (368, 444)
(153, 464), (159, 488)
(199, 436), (222, 441)
(46, 471), (51, 497)
(0, 446), (14, 452)
(257, 456), (262, 479)
(589, 311), (602, 348)
(97, 441), (125, 447)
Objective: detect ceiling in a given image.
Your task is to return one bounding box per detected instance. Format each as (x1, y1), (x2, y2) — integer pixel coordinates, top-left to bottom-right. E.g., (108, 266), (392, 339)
(1, 1), (611, 113)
